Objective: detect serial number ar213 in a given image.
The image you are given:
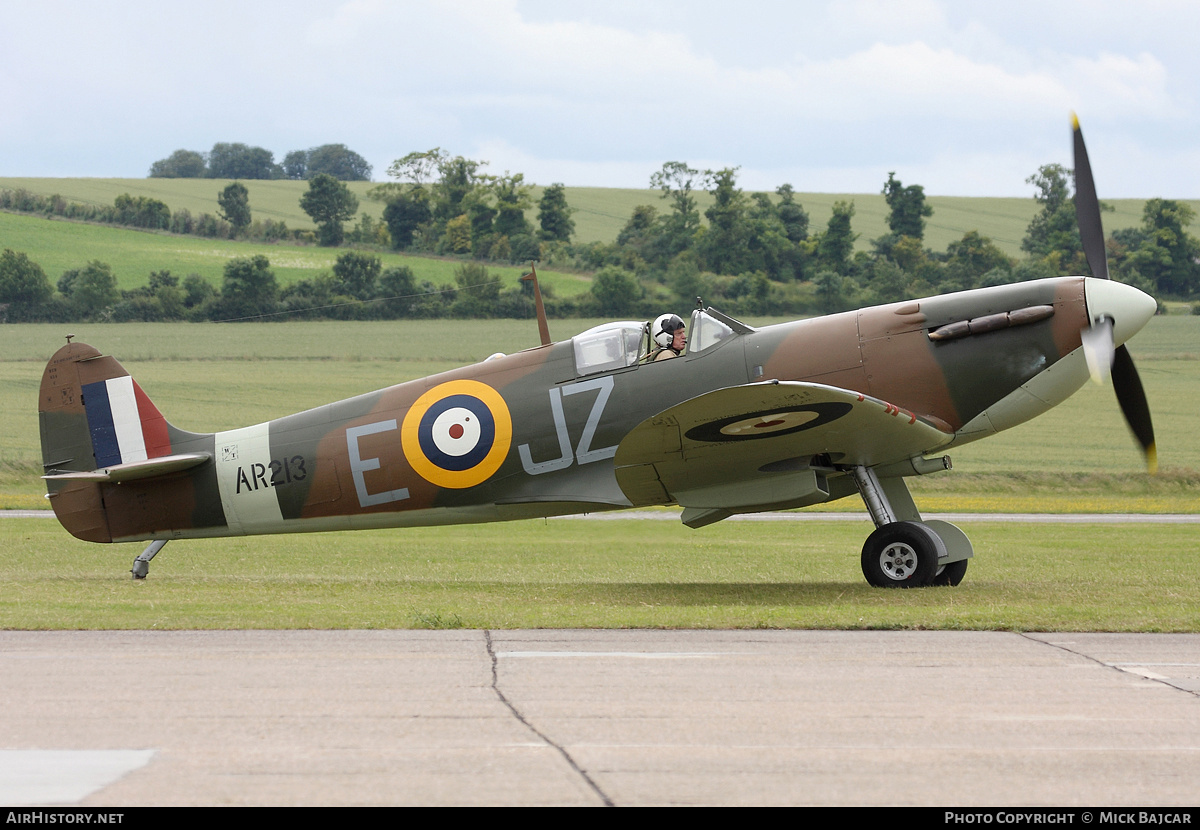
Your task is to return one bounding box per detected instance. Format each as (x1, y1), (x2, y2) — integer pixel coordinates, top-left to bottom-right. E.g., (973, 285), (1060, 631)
(235, 456), (307, 494)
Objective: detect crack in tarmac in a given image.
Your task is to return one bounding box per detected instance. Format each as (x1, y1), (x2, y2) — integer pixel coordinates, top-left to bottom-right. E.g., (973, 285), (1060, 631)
(484, 630), (614, 807)
(1021, 633), (1200, 699)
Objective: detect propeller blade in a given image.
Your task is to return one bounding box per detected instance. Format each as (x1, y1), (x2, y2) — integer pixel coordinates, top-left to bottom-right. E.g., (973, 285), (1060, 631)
(1111, 344), (1157, 473)
(1073, 116), (1156, 472)
(1072, 113), (1110, 281)
(1080, 317), (1114, 385)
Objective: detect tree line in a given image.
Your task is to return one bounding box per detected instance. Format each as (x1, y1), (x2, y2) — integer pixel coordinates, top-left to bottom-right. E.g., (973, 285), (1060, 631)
(364, 151), (1199, 318)
(0, 248), (553, 324)
(1, 176), (372, 247)
(566, 162), (1199, 317)
(2, 149), (1198, 324)
(149, 142), (372, 181)
(0, 187), (292, 242)
(368, 148), (572, 267)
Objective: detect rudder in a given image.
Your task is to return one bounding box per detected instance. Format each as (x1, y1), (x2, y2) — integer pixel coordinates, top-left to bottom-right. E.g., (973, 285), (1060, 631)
(39, 340), (204, 542)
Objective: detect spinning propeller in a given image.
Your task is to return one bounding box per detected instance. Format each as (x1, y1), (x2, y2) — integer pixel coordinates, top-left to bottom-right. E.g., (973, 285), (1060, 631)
(1072, 114), (1158, 473)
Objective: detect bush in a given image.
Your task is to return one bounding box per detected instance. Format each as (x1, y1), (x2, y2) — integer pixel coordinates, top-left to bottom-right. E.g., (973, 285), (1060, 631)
(507, 233), (540, 265)
(148, 149), (206, 178)
(114, 194), (171, 230)
(193, 213), (233, 239)
(332, 251), (382, 300)
(64, 261), (120, 319)
(218, 255), (278, 320)
(590, 266), (643, 316)
(0, 248), (53, 307)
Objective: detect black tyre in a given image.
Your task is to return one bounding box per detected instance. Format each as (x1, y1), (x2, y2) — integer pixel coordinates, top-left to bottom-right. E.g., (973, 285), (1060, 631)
(932, 558), (968, 587)
(861, 521), (942, 588)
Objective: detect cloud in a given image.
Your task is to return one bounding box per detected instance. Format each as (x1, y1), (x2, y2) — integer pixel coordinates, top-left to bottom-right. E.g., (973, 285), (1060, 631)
(0, 1), (1196, 195)
(1063, 52), (1175, 119)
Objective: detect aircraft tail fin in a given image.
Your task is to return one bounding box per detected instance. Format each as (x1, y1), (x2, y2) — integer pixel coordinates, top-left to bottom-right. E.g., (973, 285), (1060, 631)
(38, 340), (207, 542)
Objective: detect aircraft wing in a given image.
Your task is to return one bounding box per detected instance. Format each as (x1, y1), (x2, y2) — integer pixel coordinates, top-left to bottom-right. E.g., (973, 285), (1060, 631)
(613, 381), (953, 512)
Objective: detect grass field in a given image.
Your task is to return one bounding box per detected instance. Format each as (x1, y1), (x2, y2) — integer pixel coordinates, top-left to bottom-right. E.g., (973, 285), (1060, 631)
(4, 175), (1195, 257)
(2, 517), (1197, 630)
(0, 210), (594, 297)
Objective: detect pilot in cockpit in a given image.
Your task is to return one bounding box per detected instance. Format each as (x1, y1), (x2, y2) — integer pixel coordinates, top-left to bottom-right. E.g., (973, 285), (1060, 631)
(649, 313), (687, 361)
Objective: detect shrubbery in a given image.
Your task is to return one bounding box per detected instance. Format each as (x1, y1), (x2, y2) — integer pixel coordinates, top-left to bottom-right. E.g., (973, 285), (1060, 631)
(0, 250), (566, 323)
(6, 147), (1199, 326)
(1, 188), (296, 243)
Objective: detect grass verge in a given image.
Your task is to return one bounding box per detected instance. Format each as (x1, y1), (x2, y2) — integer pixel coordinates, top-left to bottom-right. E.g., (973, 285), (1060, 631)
(2, 517), (1196, 631)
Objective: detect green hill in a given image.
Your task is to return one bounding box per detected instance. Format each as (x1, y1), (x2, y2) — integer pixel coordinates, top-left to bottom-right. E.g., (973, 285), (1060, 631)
(3, 176), (1192, 259)
(0, 210), (593, 296)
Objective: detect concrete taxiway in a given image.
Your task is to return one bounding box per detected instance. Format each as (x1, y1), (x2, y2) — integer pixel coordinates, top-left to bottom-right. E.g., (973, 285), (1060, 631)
(1, 630), (1198, 806)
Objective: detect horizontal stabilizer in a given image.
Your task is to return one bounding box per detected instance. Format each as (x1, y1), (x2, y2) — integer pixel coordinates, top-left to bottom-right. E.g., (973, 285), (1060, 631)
(44, 452), (211, 483)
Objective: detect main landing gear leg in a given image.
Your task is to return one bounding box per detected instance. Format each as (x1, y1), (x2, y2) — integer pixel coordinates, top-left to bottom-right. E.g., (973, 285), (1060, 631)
(851, 466), (971, 588)
(131, 540), (168, 580)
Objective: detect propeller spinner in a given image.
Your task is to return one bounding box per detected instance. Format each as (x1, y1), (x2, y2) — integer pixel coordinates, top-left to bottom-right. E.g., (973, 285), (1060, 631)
(1072, 114), (1158, 473)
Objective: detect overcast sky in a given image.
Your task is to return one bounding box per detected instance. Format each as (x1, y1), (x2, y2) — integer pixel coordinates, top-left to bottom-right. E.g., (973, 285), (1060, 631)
(3, 0), (1197, 197)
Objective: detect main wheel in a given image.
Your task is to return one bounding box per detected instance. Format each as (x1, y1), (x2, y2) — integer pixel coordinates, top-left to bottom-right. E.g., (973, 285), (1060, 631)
(932, 558), (968, 587)
(861, 522), (942, 588)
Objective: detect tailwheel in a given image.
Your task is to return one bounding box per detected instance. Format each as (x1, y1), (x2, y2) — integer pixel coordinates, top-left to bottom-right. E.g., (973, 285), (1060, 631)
(131, 539), (168, 580)
(861, 521), (942, 588)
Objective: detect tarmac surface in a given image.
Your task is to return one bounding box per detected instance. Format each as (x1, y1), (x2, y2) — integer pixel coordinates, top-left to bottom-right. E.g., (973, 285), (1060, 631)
(2, 629), (1199, 806)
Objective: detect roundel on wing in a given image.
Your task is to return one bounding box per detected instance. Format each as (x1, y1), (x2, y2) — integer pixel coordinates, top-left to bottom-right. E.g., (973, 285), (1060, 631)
(401, 380), (512, 488)
(684, 401), (853, 443)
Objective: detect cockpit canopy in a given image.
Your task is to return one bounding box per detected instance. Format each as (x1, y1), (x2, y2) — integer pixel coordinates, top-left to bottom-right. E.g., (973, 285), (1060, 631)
(689, 308), (735, 352)
(572, 321), (643, 375)
(571, 309), (745, 376)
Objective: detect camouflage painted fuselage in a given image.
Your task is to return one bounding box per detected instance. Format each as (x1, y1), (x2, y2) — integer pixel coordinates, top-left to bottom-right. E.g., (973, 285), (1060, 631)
(40, 276), (1134, 544)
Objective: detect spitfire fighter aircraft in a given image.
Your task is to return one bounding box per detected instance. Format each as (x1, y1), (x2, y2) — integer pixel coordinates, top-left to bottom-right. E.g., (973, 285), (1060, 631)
(38, 119), (1157, 587)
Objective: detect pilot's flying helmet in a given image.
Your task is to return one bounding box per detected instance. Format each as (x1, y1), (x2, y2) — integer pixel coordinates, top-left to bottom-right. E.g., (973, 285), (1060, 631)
(652, 314), (685, 348)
